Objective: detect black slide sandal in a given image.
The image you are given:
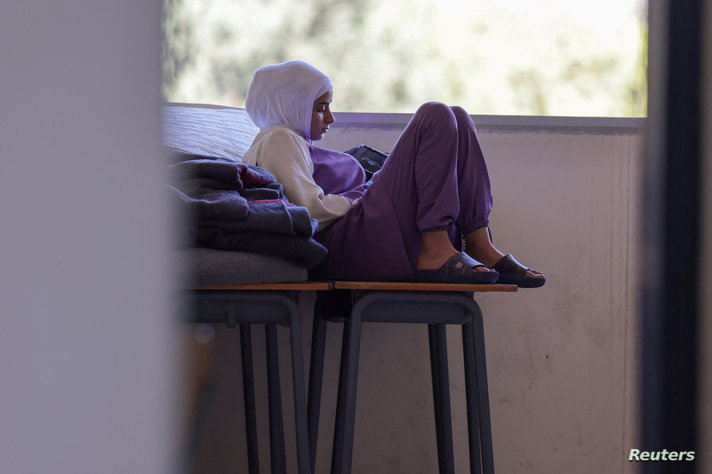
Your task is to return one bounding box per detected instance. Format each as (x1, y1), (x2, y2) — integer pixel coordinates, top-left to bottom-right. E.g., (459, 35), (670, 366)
(416, 252), (499, 284)
(492, 254), (546, 288)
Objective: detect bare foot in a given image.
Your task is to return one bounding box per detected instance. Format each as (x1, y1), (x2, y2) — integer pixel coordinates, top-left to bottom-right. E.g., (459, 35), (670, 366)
(417, 230), (495, 273)
(523, 268), (545, 278)
(416, 247), (458, 271)
(464, 227), (543, 279)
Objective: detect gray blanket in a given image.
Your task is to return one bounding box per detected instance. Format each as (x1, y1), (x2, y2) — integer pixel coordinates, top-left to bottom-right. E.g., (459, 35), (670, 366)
(169, 153), (327, 268)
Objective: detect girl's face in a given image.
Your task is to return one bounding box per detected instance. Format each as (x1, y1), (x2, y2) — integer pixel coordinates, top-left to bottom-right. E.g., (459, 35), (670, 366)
(310, 90), (335, 141)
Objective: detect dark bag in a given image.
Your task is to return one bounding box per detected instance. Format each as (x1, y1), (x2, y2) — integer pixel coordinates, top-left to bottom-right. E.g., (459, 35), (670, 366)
(344, 144), (388, 181)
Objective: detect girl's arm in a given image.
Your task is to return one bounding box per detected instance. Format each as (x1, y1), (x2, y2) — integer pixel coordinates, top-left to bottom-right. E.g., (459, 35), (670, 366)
(250, 127), (352, 230)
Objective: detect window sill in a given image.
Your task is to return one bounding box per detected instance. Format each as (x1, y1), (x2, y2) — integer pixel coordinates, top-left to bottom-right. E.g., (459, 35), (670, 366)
(332, 112), (644, 135)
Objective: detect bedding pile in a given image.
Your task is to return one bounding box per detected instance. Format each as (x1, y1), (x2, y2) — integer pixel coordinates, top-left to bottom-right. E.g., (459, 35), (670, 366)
(168, 152), (327, 268)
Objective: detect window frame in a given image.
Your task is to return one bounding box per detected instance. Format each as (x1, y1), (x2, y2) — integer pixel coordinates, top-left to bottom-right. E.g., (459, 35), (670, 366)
(331, 112), (644, 135)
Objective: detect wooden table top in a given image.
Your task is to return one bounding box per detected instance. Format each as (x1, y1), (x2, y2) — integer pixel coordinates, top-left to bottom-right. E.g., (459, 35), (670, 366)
(193, 281), (517, 292)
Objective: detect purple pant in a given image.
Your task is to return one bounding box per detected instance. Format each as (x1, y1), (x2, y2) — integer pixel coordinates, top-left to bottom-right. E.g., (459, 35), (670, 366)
(315, 102), (493, 281)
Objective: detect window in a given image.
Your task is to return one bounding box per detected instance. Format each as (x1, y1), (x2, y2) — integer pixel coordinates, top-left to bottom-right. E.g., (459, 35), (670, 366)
(162, 0), (647, 117)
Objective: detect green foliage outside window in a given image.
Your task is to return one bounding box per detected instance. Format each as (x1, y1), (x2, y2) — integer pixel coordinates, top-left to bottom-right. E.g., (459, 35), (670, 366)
(163, 0), (647, 117)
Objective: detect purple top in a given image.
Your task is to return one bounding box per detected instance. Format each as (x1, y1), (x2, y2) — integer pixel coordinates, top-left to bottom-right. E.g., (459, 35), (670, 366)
(309, 144), (369, 202)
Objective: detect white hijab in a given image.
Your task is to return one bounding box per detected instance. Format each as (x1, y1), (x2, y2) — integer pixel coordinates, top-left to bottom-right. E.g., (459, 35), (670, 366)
(245, 61), (332, 141)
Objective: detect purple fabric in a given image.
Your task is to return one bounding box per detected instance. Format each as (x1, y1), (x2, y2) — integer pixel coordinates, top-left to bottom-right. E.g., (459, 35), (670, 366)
(310, 145), (368, 202)
(313, 102), (493, 281)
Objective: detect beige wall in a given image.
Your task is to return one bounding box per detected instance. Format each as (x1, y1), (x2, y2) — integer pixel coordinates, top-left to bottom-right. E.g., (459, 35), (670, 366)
(196, 120), (643, 473)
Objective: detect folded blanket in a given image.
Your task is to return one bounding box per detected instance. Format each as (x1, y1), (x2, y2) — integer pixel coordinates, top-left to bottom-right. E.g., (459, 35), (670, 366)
(169, 153), (327, 268)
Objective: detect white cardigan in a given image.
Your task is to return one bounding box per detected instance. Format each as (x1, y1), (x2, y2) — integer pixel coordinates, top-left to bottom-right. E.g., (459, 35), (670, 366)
(243, 125), (353, 231)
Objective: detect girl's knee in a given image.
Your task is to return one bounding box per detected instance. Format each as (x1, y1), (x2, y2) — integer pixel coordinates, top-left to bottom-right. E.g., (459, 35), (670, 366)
(450, 105), (476, 128)
(450, 105), (467, 118)
(417, 101), (452, 117)
(415, 101), (457, 129)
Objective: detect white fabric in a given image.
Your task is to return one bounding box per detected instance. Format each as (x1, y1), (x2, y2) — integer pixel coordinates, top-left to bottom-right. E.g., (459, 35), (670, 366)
(245, 61), (332, 140)
(243, 125), (352, 230)
(162, 105), (259, 162)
